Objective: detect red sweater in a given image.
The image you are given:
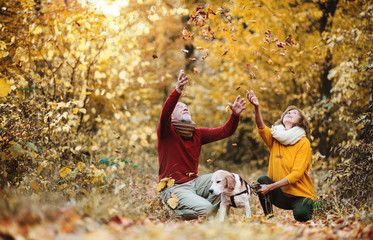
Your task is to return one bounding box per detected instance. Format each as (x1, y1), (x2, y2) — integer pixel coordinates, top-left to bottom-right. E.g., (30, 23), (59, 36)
(157, 89), (240, 183)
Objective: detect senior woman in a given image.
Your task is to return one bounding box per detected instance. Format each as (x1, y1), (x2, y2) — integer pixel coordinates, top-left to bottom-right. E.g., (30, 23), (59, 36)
(247, 90), (315, 222)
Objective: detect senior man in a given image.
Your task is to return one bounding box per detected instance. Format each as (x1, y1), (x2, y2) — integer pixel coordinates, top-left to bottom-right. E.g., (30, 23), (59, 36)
(157, 70), (246, 220)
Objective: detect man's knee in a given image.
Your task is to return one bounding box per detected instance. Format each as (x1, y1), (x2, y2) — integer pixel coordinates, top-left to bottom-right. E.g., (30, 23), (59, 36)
(175, 201), (214, 220)
(194, 201), (214, 217)
(257, 175), (273, 184)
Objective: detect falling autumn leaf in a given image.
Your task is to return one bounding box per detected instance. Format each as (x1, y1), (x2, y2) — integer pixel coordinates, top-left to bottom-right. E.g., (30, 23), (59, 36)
(181, 27), (193, 40)
(310, 64), (318, 70)
(225, 15), (232, 23)
(156, 177), (174, 192)
(202, 29), (211, 40)
(193, 68), (199, 74)
(180, 49), (189, 53)
(201, 50), (209, 61)
(306, 81), (311, 91)
(249, 72), (257, 79)
(285, 35), (297, 46)
(206, 159), (212, 163)
(156, 181), (167, 192)
(188, 5), (208, 27)
(277, 42), (285, 48)
(167, 179), (175, 188)
(186, 172), (195, 177)
(208, 26), (216, 40)
(207, 8), (216, 15)
(316, 152), (326, 158)
(232, 143), (237, 146)
(152, 54), (158, 59)
(222, 48), (230, 56)
(167, 193), (179, 209)
(236, 86), (241, 91)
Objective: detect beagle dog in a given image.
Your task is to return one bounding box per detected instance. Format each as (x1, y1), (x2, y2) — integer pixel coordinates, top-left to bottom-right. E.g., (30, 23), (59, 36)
(209, 169), (252, 221)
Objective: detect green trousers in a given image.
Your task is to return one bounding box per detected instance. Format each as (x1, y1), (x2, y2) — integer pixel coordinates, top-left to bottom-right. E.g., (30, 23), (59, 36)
(160, 173), (220, 220)
(257, 175), (314, 222)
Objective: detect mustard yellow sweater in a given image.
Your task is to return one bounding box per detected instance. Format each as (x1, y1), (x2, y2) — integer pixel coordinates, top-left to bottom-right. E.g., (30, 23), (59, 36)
(258, 126), (315, 200)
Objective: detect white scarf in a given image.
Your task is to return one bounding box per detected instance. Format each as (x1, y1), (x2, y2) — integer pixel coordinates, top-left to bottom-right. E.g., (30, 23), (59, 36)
(271, 124), (306, 145)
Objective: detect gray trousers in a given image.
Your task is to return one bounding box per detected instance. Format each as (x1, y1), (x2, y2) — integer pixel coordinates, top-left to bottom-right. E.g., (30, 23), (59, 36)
(160, 173), (220, 220)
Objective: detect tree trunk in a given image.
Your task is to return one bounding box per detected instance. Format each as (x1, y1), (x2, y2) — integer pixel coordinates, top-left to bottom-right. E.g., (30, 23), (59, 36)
(316, 0), (340, 156)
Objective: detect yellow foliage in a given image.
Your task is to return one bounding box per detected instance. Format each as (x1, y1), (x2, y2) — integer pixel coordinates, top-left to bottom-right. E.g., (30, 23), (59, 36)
(0, 78), (11, 97)
(31, 181), (40, 191)
(59, 167), (72, 178)
(77, 161), (86, 171)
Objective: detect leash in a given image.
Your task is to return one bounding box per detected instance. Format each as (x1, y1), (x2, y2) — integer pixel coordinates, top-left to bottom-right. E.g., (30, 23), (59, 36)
(250, 181), (262, 196)
(250, 181), (273, 215)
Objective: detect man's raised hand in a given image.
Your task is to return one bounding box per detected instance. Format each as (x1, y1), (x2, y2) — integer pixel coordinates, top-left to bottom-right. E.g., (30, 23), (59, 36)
(176, 70), (189, 93)
(228, 95), (246, 116)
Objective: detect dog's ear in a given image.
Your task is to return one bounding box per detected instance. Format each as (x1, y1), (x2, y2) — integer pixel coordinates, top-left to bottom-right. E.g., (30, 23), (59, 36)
(226, 174), (236, 191)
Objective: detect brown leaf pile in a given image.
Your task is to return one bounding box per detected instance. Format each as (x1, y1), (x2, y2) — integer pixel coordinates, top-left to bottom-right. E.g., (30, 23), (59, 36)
(0, 187), (371, 240)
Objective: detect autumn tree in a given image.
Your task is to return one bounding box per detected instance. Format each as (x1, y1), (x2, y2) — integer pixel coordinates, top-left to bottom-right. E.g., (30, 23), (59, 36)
(0, 0), (371, 215)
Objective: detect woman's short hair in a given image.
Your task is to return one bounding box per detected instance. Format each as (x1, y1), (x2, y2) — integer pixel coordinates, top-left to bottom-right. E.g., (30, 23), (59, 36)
(274, 106), (311, 139)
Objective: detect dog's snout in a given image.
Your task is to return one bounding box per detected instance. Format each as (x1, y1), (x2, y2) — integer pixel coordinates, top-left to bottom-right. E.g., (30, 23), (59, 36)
(209, 189), (213, 194)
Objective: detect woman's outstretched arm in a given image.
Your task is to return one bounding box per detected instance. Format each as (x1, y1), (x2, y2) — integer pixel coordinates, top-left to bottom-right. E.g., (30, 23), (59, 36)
(246, 90), (265, 129)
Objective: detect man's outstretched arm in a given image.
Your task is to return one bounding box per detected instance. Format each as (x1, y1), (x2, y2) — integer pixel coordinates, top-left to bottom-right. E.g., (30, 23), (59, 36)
(200, 95), (246, 144)
(157, 70), (188, 139)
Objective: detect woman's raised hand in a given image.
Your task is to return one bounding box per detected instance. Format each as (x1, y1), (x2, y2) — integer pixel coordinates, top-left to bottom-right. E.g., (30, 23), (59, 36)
(176, 70), (189, 93)
(246, 90), (259, 107)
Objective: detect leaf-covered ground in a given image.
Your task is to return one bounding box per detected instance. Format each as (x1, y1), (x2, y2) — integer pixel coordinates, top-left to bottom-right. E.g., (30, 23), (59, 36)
(0, 187), (371, 240)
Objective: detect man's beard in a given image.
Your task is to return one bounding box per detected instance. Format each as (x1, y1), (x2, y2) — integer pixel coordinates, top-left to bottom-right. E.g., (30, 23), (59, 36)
(180, 114), (193, 123)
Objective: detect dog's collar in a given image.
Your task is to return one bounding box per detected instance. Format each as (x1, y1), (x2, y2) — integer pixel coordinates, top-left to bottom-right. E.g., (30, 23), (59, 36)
(229, 175), (250, 208)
